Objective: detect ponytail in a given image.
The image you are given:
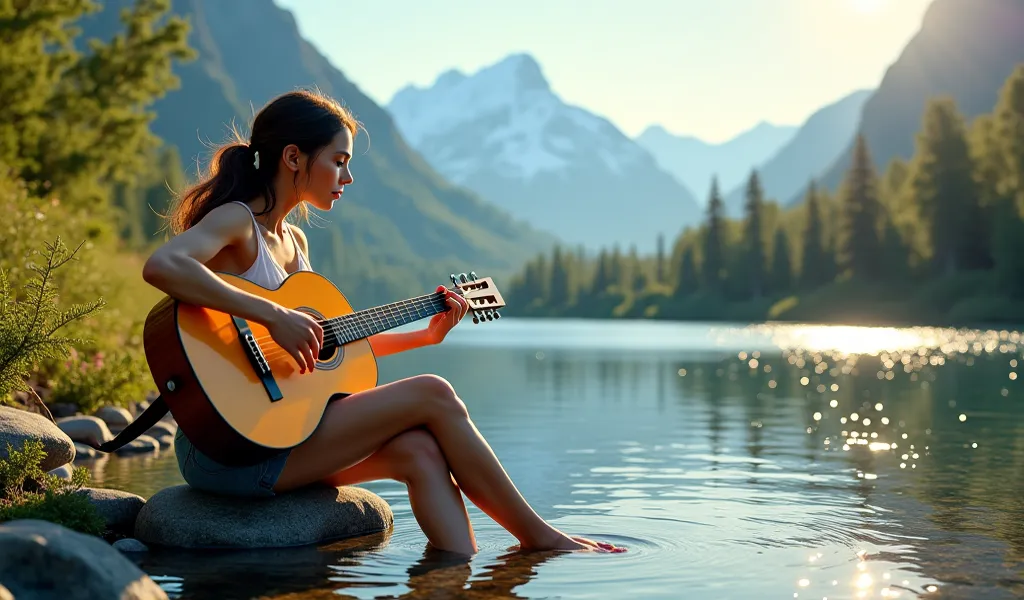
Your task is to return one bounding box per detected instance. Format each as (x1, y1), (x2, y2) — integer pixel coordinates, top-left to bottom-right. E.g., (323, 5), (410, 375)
(167, 135), (273, 234)
(165, 89), (362, 234)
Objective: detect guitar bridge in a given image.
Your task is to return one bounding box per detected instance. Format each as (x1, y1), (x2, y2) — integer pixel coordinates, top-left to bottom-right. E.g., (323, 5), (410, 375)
(231, 316), (284, 403)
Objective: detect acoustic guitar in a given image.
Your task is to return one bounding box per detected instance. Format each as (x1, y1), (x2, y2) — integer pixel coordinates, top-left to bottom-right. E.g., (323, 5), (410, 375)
(141, 270), (505, 467)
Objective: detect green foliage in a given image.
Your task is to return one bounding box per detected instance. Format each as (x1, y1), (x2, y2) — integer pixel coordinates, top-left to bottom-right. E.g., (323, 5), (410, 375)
(740, 171), (767, 297)
(46, 348), (151, 415)
(0, 0), (194, 204)
(907, 97), (989, 271)
(702, 178), (727, 292)
(836, 134), (884, 281)
(799, 182), (830, 288)
(0, 438), (105, 536)
(0, 238), (104, 402)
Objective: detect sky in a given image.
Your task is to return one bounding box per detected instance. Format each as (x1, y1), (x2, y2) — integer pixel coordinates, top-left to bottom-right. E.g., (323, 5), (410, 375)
(273, 0), (934, 144)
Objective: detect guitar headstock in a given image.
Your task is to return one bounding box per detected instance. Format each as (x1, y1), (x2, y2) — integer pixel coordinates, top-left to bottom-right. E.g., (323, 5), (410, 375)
(450, 272), (506, 324)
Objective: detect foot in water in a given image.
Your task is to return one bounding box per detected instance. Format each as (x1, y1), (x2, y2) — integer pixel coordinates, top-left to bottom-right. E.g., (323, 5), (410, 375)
(523, 531), (627, 553)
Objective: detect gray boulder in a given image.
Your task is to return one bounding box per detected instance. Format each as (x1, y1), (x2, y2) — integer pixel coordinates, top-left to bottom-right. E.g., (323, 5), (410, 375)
(0, 406), (75, 471)
(55, 415), (113, 447)
(135, 484), (393, 548)
(0, 519), (167, 600)
(77, 487), (147, 536)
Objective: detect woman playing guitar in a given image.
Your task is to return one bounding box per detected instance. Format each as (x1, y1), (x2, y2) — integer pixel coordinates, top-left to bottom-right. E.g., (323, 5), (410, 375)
(142, 89), (623, 556)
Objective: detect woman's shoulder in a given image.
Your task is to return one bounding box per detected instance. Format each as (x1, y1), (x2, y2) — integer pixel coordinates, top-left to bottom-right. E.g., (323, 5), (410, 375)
(287, 223), (309, 255)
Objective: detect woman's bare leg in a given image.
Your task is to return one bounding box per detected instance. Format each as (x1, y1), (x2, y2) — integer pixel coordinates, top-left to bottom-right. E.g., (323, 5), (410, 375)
(318, 428), (476, 555)
(274, 375), (621, 553)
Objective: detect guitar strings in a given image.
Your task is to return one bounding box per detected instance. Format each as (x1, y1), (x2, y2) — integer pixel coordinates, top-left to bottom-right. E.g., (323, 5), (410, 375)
(253, 294), (451, 362)
(252, 292), (447, 345)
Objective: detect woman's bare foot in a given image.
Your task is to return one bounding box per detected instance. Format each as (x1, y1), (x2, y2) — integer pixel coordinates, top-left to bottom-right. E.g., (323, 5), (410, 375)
(521, 529), (627, 553)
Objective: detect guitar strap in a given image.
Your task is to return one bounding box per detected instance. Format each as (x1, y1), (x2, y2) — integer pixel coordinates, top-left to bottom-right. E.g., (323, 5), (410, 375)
(84, 396), (170, 454)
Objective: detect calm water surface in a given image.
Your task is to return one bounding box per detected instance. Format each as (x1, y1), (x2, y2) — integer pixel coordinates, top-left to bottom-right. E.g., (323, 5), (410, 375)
(82, 319), (1024, 599)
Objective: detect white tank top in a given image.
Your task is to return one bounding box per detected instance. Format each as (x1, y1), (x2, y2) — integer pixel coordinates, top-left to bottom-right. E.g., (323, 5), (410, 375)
(231, 201), (311, 288)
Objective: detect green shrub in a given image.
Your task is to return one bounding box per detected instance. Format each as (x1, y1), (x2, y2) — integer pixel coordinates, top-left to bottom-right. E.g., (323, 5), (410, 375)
(0, 237), (103, 402)
(46, 347), (151, 415)
(0, 438), (105, 536)
(0, 174), (158, 411)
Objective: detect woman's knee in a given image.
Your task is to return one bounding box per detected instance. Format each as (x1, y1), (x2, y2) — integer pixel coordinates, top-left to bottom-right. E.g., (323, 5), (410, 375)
(407, 374), (467, 419)
(384, 429), (448, 483)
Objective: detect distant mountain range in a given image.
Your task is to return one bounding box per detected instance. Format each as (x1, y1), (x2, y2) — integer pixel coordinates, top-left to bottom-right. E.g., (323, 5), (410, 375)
(804, 0), (1024, 205)
(77, 0), (555, 308)
(636, 121), (796, 205)
(386, 54), (702, 252)
(722, 89), (871, 214)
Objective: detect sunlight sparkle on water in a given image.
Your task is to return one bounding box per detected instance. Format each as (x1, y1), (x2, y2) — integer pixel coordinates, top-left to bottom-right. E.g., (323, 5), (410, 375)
(766, 325), (940, 356)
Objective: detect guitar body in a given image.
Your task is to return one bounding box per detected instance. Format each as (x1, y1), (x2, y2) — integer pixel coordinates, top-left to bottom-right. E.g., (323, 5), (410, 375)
(143, 271), (377, 467)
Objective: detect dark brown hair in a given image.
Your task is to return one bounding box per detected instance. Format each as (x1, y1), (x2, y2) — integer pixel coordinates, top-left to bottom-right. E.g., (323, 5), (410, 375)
(167, 89), (361, 234)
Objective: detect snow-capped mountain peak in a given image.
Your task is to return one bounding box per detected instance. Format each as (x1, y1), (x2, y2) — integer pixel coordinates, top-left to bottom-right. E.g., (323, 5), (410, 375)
(385, 53), (701, 251)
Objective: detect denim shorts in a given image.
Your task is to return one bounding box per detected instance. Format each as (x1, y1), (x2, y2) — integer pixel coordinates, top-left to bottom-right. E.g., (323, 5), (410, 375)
(174, 429), (291, 498)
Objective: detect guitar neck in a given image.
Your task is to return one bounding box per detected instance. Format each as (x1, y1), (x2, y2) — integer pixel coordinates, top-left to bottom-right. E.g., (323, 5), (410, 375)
(319, 291), (449, 348)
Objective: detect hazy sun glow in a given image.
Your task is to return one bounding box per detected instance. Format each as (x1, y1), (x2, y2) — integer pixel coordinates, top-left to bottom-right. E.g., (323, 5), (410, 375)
(849, 0), (887, 14)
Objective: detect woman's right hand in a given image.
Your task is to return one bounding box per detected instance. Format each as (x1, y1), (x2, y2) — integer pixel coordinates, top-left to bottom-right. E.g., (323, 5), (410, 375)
(265, 307), (323, 374)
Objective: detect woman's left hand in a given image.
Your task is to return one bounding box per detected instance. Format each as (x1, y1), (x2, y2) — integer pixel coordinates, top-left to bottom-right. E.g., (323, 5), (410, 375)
(425, 285), (470, 344)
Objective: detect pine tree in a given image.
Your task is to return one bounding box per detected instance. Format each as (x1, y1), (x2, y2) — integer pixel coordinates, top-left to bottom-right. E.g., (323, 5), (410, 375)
(878, 214), (909, 282)
(0, 0), (194, 203)
(548, 246), (570, 308)
(703, 178), (726, 293)
(993, 65), (1024, 212)
(988, 65), (1024, 295)
(741, 170), (767, 297)
(800, 181), (828, 288)
(591, 249), (611, 296)
(769, 228), (792, 294)
(907, 97), (989, 272)
(676, 246), (698, 298)
(837, 134), (883, 280)
(655, 234), (666, 284)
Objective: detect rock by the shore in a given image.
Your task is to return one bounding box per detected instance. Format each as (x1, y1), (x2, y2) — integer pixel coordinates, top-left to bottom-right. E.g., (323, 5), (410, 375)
(56, 415), (113, 447)
(135, 484), (393, 549)
(76, 487), (147, 536)
(95, 405), (133, 430)
(113, 538), (149, 553)
(73, 442), (98, 459)
(0, 406), (75, 471)
(47, 464), (73, 480)
(0, 519), (168, 600)
(115, 434), (160, 455)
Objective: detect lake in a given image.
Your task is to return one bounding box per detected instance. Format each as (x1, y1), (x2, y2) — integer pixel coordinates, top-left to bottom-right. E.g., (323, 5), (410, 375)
(80, 318), (1024, 599)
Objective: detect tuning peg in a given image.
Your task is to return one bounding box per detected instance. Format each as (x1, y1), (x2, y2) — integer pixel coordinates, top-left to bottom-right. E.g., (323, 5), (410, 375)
(472, 312), (480, 324)
(449, 273), (458, 286)
(486, 310), (494, 321)
(470, 271), (478, 281)
(459, 273), (468, 283)
(493, 310), (500, 319)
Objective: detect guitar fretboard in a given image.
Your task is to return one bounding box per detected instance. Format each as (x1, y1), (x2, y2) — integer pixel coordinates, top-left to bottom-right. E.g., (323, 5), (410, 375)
(318, 292), (449, 348)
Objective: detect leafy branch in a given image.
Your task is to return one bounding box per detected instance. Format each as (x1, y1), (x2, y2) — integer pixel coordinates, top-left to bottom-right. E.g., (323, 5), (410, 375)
(0, 237), (105, 402)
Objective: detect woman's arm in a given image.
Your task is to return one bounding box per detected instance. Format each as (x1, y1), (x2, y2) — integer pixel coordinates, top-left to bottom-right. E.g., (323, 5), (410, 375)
(142, 203), (281, 325)
(144, 204), (324, 373)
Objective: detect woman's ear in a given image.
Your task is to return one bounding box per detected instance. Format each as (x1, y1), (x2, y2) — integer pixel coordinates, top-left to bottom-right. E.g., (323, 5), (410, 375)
(281, 144), (302, 172)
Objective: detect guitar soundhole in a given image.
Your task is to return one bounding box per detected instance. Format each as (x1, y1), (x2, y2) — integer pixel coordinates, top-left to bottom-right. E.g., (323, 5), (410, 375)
(294, 305), (343, 370)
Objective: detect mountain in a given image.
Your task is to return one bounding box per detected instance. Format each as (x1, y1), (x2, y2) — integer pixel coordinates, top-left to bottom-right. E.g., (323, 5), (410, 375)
(722, 89), (871, 214)
(636, 121), (797, 203)
(78, 0), (555, 309)
(386, 54), (702, 252)
(806, 0), (1024, 203)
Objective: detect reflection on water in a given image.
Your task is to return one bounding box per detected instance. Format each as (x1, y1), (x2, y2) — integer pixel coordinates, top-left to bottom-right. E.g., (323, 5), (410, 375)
(85, 319), (1024, 599)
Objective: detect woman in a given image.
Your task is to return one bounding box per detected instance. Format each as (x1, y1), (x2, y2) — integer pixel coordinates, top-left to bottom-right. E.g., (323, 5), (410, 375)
(142, 89), (624, 556)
